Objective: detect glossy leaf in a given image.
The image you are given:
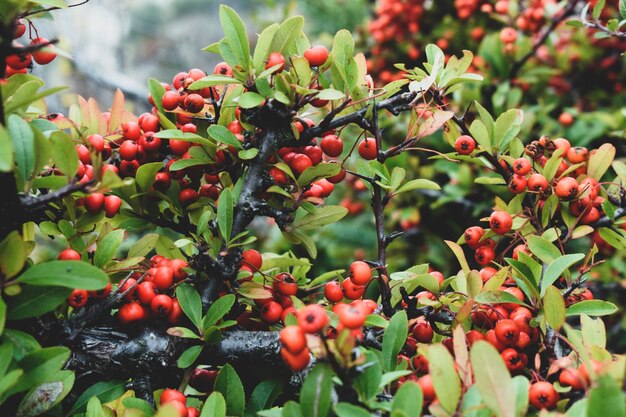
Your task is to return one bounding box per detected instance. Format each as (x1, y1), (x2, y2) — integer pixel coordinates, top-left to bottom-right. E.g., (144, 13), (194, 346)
(470, 341), (515, 417)
(175, 284), (203, 330)
(382, 310), (408, 371)
(15, 260), (108, 290)
(300, 363), (333, 417)
(215, 364), (245, 417)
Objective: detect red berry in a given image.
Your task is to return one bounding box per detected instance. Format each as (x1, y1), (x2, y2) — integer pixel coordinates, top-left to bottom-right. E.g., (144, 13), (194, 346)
(324, 281), (343, 303)
(555, 177), (579, 199)
(242, 249), (262, 270)
(169, 258), (188, 282)
(290, 154), (313, 175)
(475, 246), (495, 266)
(118, 302), (145, 324)
(455, 135), (475, 155)
(260, 301), (283, 324)
(153, 267), (174, 290)
(184, 94), (205, 113)
(213, 62), (233, 76)
(179, 188), (199, 207)
(87, 134), (105, 153)
(337, 304), (367, 329)
(490, 211), (513, 234)
(464, 226), (485, 249)
(67, 289), (88, 308)
(151, 294), (174, 317)
(103, 195), (122, 218)
(122, 122), (141, 141)
(279, 325), (307, 354)
(274, 272), (298, 297)
(358, 138), (378, 160)
(137, 281), (158, 305)
(160, 388), (186, 405)
(85, 193), (105, 214)
(512, 158), (531, 175)
(350, 261), (372, 286)
(412, 320), (434, 343)
(265, 52), (286, 72)
(297, 304), (328, 333)
(119, 140), (138, 161)
(304, 45), (329, 67)
(529, 381), (558, 410)
(30, 37), (57, 65)
(494, 319), (520, 346)
(527, 173), (548, 192)
(280, 347), (310, 371)
(58, 249), (81, 261)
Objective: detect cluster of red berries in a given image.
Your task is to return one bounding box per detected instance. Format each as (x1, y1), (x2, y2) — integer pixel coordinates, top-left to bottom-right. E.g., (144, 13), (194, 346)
(278, 305), (329, 371)
(62, 249), (188, 325)
(158, 388), (199, 417)
(114, 255), (188, 325)
(462, 210), (513, 266)
(522, 137), (604, 225)
(324, 261), (373, 302)
(3, 19), (57, 78)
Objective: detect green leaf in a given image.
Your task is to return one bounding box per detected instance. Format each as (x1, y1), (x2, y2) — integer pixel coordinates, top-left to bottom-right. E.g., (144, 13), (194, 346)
(0, 231), (28, 279)
(153, 130), (208, 144)
(7, 347), (70, 397)
(237, 92), (265, 109)
(566, 300), (618, 317)
(395, 179), (441, 194)
(189, 75), (242, 90)
(218, 188), (234, 242)
(270, 16), (305, 55)
(0, 298), (5, 336)
(128, 234), (159, 258)
(292, 205), (348, 231)
(0, 125), (14, 172)
(382, 311), (408, 372)
(470, 341), (515, 417)
(50, 131), (78, 179)
(392, 381), (422, 417)
(593, 0), (606, 19)
(253, 23), (280, 73)
(300, 363), (333, 417)
(208, 125), (243, 149)
(316, 89), (345, 100)
(175, 284), (203, 330)
(135, 162), (163, 192)
(540, 254), (585, 296)
(445, 240), (470, 275)
(581, 314), (606, 348)
(94, 230), (124, 268)
(353, 351), (382, 401)
(86, 396), (103, 417)
(238, 149), (258, 160)
(543, 285), (566, 331)
(202, 391), (227, 417)
(215, 364), (245, 417)
(67, 380), (126, 415)
(511, 375), (529, 417)
(334, 403), (371, 417)
(429, 344), (461, 414)
(16, 371), (74, 417)
(203, 294), (235, 329)
(177, 345), (202, 368)
(297, 163), (341, 186)
(8, 115), (35, 189)
(219, 5), (251, 76)
(7, 286), (71, 319)
(15, 260), (108, 290)
(494, 109), (523, 151)
(475, 291), (529, 308)
(166, 327), (200, 339)
(587, 375), (625, 417)
(245, 379), (283, 417)
(526, 235), (561, 264)
(587, 143), (615, 180)
(620, 0), (626, 19)
(469, 119), (492, 153)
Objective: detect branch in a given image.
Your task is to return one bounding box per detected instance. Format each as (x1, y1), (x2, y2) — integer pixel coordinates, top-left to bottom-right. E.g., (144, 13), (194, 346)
(19, 0), (92, 18)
